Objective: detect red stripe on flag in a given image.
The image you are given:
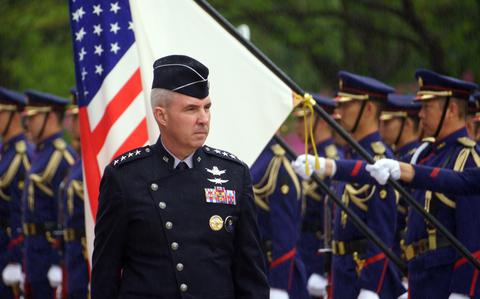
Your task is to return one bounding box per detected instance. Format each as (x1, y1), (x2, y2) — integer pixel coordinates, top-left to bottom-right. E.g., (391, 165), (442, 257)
(91, 68), (143, 153)
(111, 118), (149, 161)
(79, 108), (102, 220)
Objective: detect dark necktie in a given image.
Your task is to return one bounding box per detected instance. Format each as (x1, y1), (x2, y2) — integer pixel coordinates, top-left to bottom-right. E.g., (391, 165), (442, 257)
(176, 161), (189, 171)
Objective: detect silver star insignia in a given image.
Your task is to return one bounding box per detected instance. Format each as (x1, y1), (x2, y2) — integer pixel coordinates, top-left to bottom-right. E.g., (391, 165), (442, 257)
(128, 152), (134, 157)
(214, 149), (221, 154)
(121, 155), (126, 161)
(135, 150), (141, 155)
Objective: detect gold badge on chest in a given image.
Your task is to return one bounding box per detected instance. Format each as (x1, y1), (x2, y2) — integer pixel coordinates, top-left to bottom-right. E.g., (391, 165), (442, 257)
(209, 215), (223, 231)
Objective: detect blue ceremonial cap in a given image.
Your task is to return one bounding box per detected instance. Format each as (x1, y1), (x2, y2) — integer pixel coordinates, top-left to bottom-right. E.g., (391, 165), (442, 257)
(25, 89), (69, 107)
(415, 69), (478, 101)
(380, 94), (420, 120)
(336, 71), (395, 103)
(469, 91), (480, 114)
(24, 89), (69, 116)
(152, 55), (209, 99)
(0, 87), (27, 110)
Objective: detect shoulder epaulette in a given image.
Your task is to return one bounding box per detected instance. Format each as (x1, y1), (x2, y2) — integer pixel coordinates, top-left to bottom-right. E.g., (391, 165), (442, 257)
(371, 141), (386, 156)
(53, 138), (67, 151)
(111, 146), (152, 167)
(325, 144), (339, 159)
(15, 140), (27, 154)
(203, 145), (243, 165)
(457, 137), (476, 148)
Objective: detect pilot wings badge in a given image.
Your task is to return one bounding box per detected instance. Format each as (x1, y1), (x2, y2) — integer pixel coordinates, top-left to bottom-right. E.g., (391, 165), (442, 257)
(208, 178), (229, 185)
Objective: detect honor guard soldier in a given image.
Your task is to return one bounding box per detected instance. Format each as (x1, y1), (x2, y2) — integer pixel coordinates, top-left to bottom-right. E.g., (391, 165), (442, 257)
(250, 139), (309, 299)
(379, 93), (421, 269)
(294, 94), (341, 298)
(91, 55), (268, 299)
(379, 94), (421, 162)
(22, 90), (77, 298)
(0, 87), (33, 298)
(60, 88), (88, 299)
(397, 70), (480, 299)
(292, 71), (405, 299)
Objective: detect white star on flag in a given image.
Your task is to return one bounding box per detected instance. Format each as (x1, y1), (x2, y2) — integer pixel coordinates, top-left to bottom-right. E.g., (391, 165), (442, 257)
(110, 22), (120, 34)
(110, 42), (120, 54)
(110, 2), (121, 14)
(94, 64), (104, 75)
(81, 67), (87, 81)
(128, 21), (134, 31)
(78, 47), (87, 61)
(75, 27), (86, 41)
(94, 44), (103, 56)
(92, 4), (103, 16)
(93, 24), (102, 36)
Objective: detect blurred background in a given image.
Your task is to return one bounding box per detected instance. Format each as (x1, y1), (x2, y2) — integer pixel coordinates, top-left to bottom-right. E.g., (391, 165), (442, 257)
(0, 0), (479, 97)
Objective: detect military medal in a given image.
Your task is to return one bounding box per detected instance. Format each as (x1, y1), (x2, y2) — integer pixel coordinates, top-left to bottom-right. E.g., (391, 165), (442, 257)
(209, 215), (223, 231)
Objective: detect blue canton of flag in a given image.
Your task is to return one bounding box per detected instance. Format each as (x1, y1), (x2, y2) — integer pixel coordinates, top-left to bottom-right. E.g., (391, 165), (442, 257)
(69, 0), (135, 106)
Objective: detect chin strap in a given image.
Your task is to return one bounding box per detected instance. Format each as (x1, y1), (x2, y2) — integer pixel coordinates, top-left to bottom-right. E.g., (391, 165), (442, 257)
(36, 112), (50, 141)
(393, 117), (406, 149)
(1, 111), (15, 137)
(351, 101), (367, 134)
(433, 97), (450, 139)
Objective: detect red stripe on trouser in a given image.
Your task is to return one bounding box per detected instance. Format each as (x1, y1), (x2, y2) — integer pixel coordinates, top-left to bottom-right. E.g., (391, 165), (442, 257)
(270, 248), (297, 291)
(91, 68), (143, 153)
(454, 251), (480, 269)
(470, 270), (479, 297)
(376, 259), (389, 293)
(350, 160), (363, 177)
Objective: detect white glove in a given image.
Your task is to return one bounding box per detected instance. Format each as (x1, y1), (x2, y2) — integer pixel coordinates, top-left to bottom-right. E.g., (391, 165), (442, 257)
(2, 263), (23, 286)
(307, 273), (327, 297)
(292, 155), (333, 180)
(357, 289), (380, 299)
(47, 265), (62, 288)
(270, 288), (290, 299)
(365, 159), (401, 185)
(398, 279), (408, 299)
(448, 293), (470, 299)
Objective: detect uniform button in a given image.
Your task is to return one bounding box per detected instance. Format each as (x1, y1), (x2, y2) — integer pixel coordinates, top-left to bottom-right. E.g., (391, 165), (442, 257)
(159, 202), (166, 209)
(171, 242), (179, 250)
(176, 263), (184, 271)
(150, 183), (158, 191)
(145, 147), (151, 153)
(180, 283), (188, 292)
(165, 221), (173, 230)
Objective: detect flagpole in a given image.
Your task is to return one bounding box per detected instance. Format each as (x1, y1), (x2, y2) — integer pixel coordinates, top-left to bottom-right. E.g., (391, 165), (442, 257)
(273, 135), (407, 274)
(193, 0), (480, 270)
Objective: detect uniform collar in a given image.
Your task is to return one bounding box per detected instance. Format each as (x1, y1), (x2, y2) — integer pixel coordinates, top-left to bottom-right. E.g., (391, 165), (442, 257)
(36, 131), (63, 151)
(1, 133), (26, 153)
(357, 131), (382, 148)
(396, 140), (420, 156)
(433, 127), (468, 151)
(316, 137), (334, 150)
(154, 136), (203, 170)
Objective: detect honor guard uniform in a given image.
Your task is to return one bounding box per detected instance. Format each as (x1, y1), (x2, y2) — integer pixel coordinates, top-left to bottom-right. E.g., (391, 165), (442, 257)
(380, 93), (421, 265)
(0, 87), (33, 298)
(91, 55), (268, 299)
(468, 92), (480, 142)
(60, 89), (88, 299)
(251, 140), (309, 299)
(294, 94), (341, 297)
(22, 90), (77, 298)
(324, 72), (405, 298)
(404, 70), (480, 298)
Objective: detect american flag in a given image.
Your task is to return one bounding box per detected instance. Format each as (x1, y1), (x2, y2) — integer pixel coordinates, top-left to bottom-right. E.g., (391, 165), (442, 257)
(69, 0), (149, 255)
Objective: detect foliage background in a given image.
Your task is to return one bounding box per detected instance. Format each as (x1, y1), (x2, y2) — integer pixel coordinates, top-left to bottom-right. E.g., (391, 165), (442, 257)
(1, 0), (479, 97)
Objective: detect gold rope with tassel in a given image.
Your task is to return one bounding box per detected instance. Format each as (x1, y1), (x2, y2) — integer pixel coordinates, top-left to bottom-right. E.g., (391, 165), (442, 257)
(294, 93), (321, 176)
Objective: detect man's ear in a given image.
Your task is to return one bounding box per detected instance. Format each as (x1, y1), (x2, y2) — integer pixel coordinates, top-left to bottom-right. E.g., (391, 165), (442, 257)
(154, 106), (167, 126)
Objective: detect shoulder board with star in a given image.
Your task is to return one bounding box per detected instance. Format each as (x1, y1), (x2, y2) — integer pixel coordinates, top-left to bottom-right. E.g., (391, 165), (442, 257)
(111, 146), (152, 167)
(457, 137), (476, 148)
(202, 145), (243, 165)
(53, 138), (67, 151)
(371, 141), (386, 156)
(15, 140), (27, 154)
(325, 144), (339, 159)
